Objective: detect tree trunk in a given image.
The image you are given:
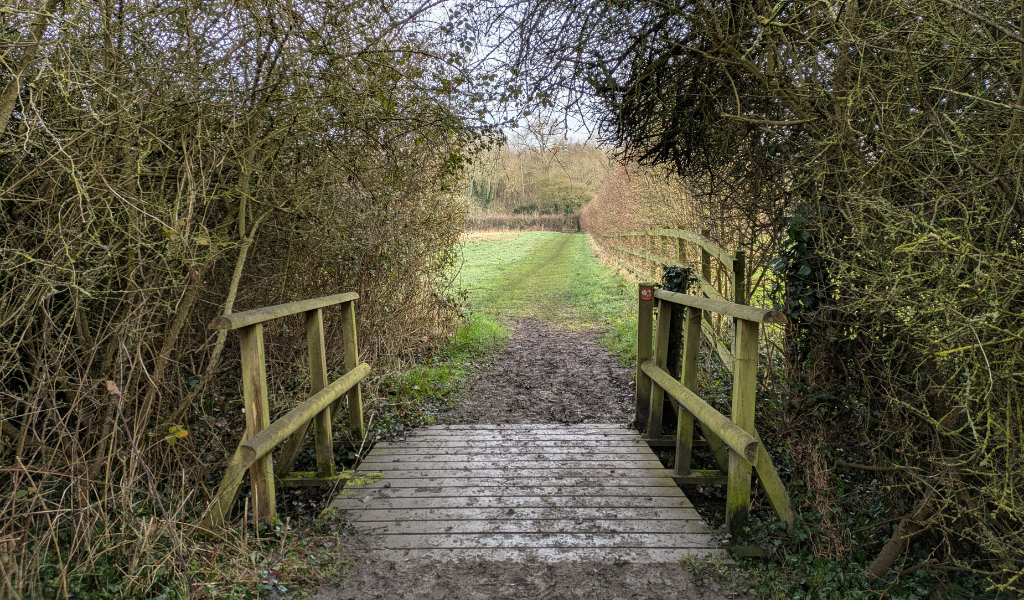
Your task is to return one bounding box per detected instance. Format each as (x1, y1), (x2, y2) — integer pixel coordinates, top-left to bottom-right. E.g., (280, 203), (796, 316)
(0, 0), (61, 134)
(865, 493), (933, 580)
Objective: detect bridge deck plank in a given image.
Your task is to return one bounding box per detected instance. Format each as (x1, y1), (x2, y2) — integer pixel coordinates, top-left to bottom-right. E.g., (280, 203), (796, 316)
(351, 476), (680, 488)
(365, 451), (658, 461)
(332, 425), (722, 561)
(357, 459), (666, 470)
(353, 519), (707, 534)
(372, 442), (651, 450)
(351, 467), (681, 479)
(378, 440), (652, 450)
(344, 485), (685, 498)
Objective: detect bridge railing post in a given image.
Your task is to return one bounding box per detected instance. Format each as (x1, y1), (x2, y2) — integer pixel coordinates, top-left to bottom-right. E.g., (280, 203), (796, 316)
(646, 298), (672, 438)
(674, 306), (702, 477)
(700, 230), (713, 327)
(339, 299), (365, 439)
(307, 308), (335, 477)
(731, 249), (746, 359)
(635, 282), (656, 429)
(275, 308), (331, 477)
(239, 323), (275, 522)
(726, 317), (759, 537)
(732, 250), (746, 306)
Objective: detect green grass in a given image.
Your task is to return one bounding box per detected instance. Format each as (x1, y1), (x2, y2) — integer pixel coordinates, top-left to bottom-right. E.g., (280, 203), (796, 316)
(371, 315), (508, 436)
(456, 232), (638, 364)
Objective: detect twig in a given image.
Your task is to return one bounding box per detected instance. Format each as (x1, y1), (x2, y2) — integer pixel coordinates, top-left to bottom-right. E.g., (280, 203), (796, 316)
(110, 382), (192, 592)
(849, 514), (906, 534)
(934, 0), (1024, 45)
(899, 557), (937, 577)
(720, 113), (817, 126)
(836, 461), (909, 472)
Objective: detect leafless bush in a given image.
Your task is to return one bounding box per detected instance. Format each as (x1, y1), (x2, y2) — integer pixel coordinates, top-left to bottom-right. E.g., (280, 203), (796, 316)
(0, 0), (479, 596)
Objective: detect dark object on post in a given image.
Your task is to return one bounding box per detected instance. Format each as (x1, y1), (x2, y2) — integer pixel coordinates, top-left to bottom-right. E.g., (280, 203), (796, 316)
(661, 266), (697, 431)
(662, 266), (697, 296)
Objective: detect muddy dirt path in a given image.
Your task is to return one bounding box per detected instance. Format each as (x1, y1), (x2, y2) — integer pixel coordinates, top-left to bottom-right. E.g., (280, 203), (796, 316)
(440, 318), (634, 425)
(322, 559), (735, 599)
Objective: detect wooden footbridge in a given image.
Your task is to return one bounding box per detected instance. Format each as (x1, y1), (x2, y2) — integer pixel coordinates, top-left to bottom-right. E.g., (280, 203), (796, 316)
(203, 231), (794, 560)
(332, 423), (720, 561)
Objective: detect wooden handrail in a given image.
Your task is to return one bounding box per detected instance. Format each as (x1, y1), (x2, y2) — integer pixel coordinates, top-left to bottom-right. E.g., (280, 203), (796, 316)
(239, 363), (371, 466)
(203, 292), (369, 528)
(604, 229), (734, 268)
(209, 292), (359, 330)
(611, 245), (728, 302)
(203, 365), (369, 529)
(641, 361), (759, 463)
(599, 228), (749, 372)
(635, 286), (795, 538)
(654, 289), (788, 324)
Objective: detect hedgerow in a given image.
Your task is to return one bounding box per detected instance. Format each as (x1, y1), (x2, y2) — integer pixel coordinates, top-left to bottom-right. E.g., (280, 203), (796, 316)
(0, 1), (481, 596)
(487, 0), (1024, 594)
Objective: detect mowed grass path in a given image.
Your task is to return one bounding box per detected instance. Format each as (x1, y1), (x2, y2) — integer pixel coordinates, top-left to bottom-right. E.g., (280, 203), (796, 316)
(456, 232), (637, 363)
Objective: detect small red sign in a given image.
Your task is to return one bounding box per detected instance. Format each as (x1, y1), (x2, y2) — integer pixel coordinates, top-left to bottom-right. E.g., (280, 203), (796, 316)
(640, 287), (654, 301)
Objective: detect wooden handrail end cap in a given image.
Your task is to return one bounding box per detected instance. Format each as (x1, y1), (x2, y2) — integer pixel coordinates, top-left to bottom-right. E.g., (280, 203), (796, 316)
(208, 316), (232, 329)
(742, 440), (760, 465)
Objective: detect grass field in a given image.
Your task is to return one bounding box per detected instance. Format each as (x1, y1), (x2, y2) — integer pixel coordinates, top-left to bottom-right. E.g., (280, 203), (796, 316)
(455, 231), (638, 361)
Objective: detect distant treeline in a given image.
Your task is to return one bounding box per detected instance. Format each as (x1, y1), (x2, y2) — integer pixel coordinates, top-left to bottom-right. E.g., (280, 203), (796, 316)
(465, 212), (580, 232)
(464, 122), (611, 217)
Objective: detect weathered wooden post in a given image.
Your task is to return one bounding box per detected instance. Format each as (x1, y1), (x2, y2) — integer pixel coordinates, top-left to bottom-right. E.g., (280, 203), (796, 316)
(665, 232), (688, 377)
(647, 298), (672, 438)
(340, 299), (365, 439)
(635, 282), (656, 428)
(674, 306), (702, 477)
(676, 226), (687, 265)
(306, 309), (334, 477)
(700, 230), (713, 327)
(726, 318), (759, 536)
(238, 323), (275, 522)
(731, 249), (747, 386)
(732, 250), (746, 305)
(275, 308), (332, 476)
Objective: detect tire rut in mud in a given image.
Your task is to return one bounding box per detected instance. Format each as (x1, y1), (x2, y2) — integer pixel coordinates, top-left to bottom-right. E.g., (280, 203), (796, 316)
(441, 318), (634, 425)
